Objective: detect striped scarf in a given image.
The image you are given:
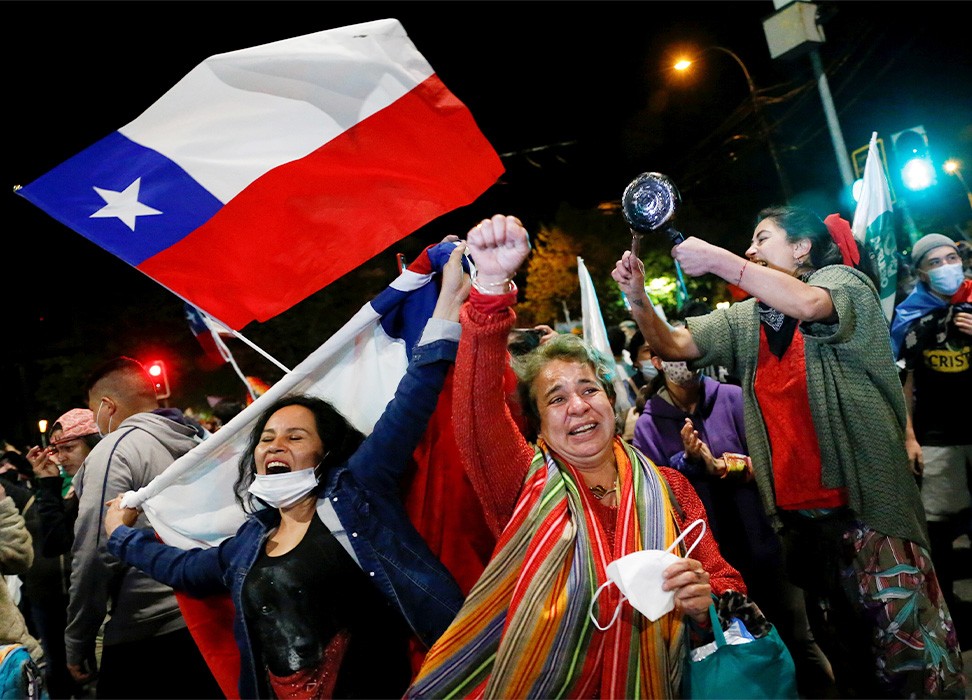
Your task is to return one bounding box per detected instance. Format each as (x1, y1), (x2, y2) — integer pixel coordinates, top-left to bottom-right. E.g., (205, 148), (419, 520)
(407, 437), (686, 699)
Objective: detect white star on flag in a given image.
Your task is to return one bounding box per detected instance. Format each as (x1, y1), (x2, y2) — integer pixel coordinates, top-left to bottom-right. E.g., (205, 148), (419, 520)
(90, 177), (162, 230)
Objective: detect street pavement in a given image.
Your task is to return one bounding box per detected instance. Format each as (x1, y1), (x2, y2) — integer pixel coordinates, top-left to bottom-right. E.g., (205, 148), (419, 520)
(950, 535), (972, 696)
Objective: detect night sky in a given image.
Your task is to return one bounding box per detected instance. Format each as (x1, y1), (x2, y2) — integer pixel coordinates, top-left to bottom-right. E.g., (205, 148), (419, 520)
(3, 1), (971, 444)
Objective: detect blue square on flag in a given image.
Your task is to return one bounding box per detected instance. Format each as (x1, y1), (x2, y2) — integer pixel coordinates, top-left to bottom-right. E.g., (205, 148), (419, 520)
(17, 18), (502, 330)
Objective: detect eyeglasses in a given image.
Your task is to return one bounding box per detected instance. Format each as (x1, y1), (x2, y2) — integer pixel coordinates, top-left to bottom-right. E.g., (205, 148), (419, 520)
(921, 252), (962, 270)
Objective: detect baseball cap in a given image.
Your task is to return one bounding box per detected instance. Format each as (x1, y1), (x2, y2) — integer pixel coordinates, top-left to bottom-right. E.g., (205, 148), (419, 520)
(50, 408), (99, 444)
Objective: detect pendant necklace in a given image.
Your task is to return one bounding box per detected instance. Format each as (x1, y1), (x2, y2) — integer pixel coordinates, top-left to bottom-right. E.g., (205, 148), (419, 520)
(589, 478), (618, 500)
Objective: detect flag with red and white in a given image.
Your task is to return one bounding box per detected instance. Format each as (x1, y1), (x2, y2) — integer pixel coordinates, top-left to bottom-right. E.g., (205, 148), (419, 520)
(184, 303), (231, 370)
(120, 241), (494, 695)
(16, 18), (503, 330)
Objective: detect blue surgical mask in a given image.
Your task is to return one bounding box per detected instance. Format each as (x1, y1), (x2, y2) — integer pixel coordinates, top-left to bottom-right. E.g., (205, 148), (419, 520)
(639, 365), (658, 382)
(927, 263), (964, 297)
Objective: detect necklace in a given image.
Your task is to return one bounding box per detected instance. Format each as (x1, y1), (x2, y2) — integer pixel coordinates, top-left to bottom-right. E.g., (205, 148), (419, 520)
(589, 479), (618, 500)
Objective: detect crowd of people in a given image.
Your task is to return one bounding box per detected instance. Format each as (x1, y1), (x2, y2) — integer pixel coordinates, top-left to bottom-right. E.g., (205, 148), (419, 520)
(1, 209), (970, 699)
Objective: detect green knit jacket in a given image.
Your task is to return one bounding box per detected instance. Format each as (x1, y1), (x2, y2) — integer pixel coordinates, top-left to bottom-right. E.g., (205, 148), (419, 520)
(686, 264), (928, 549)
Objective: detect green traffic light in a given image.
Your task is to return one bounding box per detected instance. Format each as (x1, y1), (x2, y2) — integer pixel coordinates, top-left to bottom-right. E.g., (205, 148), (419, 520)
(892, 125), (937, 192)
(901, 158), (937, 191)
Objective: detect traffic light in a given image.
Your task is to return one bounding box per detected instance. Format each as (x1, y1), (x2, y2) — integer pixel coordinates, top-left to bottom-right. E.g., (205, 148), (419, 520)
(892, 125), (937, 191)
(145, 360), (171, 399)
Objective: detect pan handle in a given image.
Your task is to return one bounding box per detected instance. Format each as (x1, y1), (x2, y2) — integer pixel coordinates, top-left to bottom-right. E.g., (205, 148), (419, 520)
(665, 225), (685, 245)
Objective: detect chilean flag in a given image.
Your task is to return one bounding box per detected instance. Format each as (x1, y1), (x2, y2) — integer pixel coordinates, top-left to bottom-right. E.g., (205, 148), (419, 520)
(184, 303), (231, 370)
(120, 240), (494, 695)
(16, 19), (503, 330)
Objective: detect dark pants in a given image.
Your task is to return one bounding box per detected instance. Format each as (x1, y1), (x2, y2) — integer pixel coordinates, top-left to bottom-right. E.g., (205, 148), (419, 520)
(780, 509), (892, 699)
(29, 594), (82, 699)
(745, 564), (838, 699)
(96, 628), (224, 699)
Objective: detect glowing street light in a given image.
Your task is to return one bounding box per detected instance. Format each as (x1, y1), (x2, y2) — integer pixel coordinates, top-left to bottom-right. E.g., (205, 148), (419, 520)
(38, 419), (48, 447)
(673, 46), (791, 202)
(944, 159), (972, 212)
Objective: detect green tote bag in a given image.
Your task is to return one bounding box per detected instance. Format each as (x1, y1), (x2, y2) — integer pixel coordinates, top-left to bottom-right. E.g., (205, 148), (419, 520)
(682, 604), (798, 699)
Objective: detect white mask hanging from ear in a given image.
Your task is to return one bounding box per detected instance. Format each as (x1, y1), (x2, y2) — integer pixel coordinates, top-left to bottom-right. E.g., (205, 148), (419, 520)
(95, 399), (110, 439)
(589, 519), (707, 629)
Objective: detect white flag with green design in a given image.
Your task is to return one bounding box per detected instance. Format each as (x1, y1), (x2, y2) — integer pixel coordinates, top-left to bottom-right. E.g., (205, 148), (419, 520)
(851, 131), (897, 322)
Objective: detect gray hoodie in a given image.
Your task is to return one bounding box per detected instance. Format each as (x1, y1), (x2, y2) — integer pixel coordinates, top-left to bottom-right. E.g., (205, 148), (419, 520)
(64, 410), (204, 667)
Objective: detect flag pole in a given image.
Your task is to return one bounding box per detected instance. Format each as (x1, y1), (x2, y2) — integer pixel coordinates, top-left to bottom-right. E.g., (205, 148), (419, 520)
(203, 314), (292, 374)
(206, 326), (262, 402)
(224, 328), (291, 374)
(227, 354), (260, 402)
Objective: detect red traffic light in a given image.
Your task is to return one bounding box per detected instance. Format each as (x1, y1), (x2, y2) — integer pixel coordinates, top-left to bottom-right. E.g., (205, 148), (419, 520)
(145, 360), (171, 399)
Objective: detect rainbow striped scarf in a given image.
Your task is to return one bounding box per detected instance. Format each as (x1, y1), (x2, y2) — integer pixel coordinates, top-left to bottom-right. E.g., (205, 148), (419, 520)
(407, 437), (686, 699)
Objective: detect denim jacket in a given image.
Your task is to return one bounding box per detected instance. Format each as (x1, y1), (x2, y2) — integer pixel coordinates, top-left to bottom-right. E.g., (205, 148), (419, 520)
(108, 332), (464, 698)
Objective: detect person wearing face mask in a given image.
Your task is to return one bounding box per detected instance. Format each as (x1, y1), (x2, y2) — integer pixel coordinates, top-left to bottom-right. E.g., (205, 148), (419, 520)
(63, 357), (222, 699)
(620, 331), (657, 442)
(890, 233), (972, 360)
(613, 205), (965, 697)
(894, 234), (972, 629)
(102, 241), (471, 699)
(632, 337), (835, 698)
(406, 216), (747, 699)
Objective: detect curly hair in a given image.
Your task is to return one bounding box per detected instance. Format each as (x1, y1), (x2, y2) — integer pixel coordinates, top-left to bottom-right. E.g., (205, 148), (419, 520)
(511, 333), (616, 437)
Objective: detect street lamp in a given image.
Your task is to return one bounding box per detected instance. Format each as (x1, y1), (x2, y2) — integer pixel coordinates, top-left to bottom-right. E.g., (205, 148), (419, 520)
(944, 159), (972, 212)
(38, 419), (48, 447)
(674, 46), (791, 202)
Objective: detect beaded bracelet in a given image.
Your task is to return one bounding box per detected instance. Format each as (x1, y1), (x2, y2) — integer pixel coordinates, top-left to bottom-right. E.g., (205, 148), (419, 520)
(734, 260), (749, 286)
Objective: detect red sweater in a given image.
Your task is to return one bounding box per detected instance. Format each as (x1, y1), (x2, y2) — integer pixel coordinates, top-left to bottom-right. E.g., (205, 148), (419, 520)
(453, 290), (745, 596)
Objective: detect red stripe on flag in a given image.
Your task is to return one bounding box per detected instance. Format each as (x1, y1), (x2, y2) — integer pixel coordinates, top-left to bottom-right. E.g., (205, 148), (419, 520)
(139, 74), (503, 329)
(175, 591), (240, 698)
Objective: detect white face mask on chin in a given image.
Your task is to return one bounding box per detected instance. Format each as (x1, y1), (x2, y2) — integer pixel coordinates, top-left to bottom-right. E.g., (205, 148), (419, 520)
(248, 468), (319, 509)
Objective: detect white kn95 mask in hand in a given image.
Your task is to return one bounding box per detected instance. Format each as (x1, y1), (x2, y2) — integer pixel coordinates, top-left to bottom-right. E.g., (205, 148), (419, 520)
(589, 519), (707, 630)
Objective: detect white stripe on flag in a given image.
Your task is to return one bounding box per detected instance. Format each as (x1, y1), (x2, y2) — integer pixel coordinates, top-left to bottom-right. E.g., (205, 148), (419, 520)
(578, 257), (612, 357)
(120, 19), (433, 203)
(127, 301), (407, 550)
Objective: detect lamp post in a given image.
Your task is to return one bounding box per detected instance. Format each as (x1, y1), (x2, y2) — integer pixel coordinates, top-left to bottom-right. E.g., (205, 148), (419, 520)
(38, 419), (48, 448)
(944, 159), (972, 213)
(674, 46), (792, 202)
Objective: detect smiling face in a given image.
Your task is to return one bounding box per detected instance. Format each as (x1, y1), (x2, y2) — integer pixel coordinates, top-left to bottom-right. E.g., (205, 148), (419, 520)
(254, 405), (325, 475)
(745, 217), (810, 276)
(533, 359), (616, 469)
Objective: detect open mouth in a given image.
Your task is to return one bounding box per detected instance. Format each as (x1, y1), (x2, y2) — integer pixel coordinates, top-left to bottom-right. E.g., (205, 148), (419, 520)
(265, 461), (290, 475)
(568, 423), (597, 436)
